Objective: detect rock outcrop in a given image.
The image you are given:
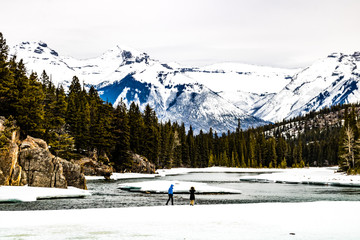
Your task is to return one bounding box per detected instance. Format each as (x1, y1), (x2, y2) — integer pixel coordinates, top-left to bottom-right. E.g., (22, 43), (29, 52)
(59, 158), (87, 189)
(19, 136), (68, 188)
(130, 153), (156, 174)
(18, 136), (87, 189)
(74, 157), (113, 180)
(0, 118), (87, 189)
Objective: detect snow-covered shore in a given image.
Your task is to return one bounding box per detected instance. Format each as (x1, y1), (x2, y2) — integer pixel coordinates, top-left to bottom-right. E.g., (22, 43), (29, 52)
(239, 167), (360, 187)
(1, 201), (359, 240)
(0, 186), (90, 203)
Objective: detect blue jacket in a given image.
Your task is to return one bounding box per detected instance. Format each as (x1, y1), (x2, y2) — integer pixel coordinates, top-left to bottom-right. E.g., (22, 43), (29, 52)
(168, 184), (174, 194)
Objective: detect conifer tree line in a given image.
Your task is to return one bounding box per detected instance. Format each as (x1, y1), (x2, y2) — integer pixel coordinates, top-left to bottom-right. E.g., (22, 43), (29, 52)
(0, 32), (357, 172)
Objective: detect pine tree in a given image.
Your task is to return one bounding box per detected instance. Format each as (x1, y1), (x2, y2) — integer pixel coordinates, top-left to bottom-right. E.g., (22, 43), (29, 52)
(248, 132), (256, 167)
(66, 76), (82, 142)
(266, 137), (277, 168)
(112, 100), (132, 171)
(208, 150), (215, 167)
(142, 104), (160, 163)
(339, 126), (355, 172)
(16, 72), (45, 137)
(179, 123), (189, 167)
(0, 33), (16, 117)
(128, 102), (144, 153)
(231, 151), (236, 167)
(187, 125), (197, 167)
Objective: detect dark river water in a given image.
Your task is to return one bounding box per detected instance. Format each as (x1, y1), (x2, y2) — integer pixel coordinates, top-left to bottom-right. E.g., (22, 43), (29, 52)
(2, 172), (360, 211)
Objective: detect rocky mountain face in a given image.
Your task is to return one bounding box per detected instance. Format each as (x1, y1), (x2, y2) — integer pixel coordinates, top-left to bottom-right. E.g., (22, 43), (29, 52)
(10, 42), (360, 131)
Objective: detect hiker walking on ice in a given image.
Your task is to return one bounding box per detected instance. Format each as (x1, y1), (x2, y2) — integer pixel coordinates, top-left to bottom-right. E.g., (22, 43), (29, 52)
(166, 184), (174, 205)
(189, 186), (196, 206)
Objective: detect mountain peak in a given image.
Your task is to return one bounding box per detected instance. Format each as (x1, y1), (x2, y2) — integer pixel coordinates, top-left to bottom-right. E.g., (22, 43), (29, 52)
(14, 41), (59, 57)
(99, 44), (151, 65)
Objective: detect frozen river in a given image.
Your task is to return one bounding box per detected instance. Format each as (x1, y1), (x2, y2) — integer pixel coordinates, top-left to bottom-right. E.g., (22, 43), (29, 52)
(2, 171), (360, 211)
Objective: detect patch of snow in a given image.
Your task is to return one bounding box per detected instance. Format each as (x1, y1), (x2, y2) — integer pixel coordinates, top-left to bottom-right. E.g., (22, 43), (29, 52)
(0, 186), (91, 203)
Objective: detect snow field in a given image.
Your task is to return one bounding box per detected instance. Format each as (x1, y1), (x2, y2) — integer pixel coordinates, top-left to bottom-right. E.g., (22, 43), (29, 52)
(0, 202), (359, 240)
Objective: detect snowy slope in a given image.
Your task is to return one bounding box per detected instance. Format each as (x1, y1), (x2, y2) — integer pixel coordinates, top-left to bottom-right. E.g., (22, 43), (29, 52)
(254, 52), (360, 122)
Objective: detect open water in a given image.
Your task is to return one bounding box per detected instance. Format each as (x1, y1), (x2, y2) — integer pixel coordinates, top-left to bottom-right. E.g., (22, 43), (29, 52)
(2, 172), (360, 211)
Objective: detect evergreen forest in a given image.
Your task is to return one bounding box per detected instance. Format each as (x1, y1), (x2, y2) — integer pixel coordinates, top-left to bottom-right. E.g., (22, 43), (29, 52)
(1, 32), (360, 174)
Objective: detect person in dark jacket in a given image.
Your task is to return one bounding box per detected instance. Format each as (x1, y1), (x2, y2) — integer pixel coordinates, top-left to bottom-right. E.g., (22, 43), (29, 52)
(189, 186), (196, 206)
(166, 184), (174, 205)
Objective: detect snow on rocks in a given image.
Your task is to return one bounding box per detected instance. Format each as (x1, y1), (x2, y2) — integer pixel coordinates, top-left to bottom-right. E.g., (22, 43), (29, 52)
(118, 180), (242, 194)
(240, 167), (360, 187)
(0, 185), (91, 203)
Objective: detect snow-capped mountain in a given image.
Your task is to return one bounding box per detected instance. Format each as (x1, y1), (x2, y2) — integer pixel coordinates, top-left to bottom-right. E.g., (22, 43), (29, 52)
(11, 41), (281, 133)
(254, 52), (360, 122)
(13, 41), (359, 132)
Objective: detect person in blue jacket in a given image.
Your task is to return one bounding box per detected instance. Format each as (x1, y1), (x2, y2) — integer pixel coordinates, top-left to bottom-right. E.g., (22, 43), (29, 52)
(166, 184), (174, 205)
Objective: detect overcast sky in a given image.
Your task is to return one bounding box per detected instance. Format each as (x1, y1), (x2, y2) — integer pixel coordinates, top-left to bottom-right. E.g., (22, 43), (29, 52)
(1, 0), (360, 68)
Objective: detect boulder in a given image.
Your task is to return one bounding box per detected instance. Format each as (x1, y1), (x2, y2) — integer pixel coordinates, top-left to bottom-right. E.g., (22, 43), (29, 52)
(130, 153), (156, 174)
(20, 136), (48, 151)
(60, 159), (87, 189)
(74, 157), (113, 180)
(18, 136), (87, 189)
(19, 146), (67, 188)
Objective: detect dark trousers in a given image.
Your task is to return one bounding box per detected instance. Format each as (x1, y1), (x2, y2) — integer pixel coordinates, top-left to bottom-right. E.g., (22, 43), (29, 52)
(166, 194), (173, 205)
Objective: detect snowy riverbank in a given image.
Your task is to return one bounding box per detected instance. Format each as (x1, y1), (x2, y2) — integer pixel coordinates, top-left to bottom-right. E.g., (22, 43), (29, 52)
(1, 201), (359, 239)
(0, 186), (91, 203)
(239, 167), (360, 187)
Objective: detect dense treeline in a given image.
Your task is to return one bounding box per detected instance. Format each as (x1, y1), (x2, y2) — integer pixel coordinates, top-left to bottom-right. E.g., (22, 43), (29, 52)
(0, 32), (357, 172)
